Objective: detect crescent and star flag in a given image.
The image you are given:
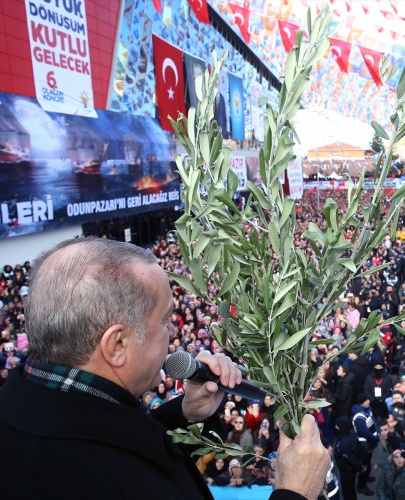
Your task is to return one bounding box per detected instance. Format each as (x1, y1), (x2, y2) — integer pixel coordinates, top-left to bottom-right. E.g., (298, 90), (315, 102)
(152, 0), (162, 13)
(189, 0), (210, 24)
(278, 20), (299, 53)
(359, 46), (383, 87)
(329, 37), (352, 73)
(152, 35), (187, 133)
(229, 3), (251, 44)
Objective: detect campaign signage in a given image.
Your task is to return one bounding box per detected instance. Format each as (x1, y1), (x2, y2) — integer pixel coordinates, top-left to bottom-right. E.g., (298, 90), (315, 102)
(0, 92), (180, 238)
(287, 157), (303, 200)
(24, 0), (97, 117)
(230, 156), (248, 191)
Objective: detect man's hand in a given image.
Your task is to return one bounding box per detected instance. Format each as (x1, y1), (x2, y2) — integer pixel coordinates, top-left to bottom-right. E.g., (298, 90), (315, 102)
(275, 414), (330, 500)
(182, 351), (242, 422)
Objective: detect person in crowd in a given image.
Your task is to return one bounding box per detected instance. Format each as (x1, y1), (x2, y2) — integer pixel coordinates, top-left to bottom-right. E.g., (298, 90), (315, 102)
(317, 363), (337, 394)
(227, 415), (254, 448)
(214, 458), (255, 487)
(154, 380), (169, 403)
(334, 416), (365, 500)
(364, 362), (393, 419)
(253, 414), (279, 453)
(308, 377), (335, 404)
(352, 393), (380, 495)
(386, 408), (405, 452)
(150, 397), (163, 410)
(203, 457), (227, 485)
(319, 438), (339, 500)
(347, 350), (372, 401)
(246, 399), (266, 432)
(376, 449), (405, 500)
(0, 367), (8, 387)
(332, 365), (354, 419)
(243, 438), (273, 485)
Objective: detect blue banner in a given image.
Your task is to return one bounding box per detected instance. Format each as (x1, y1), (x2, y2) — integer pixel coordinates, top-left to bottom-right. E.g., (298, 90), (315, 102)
(228, 74), (245, 141)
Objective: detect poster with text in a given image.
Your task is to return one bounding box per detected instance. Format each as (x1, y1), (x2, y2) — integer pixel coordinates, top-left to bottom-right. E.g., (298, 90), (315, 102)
(25, 0), (97, 117)
(0, 92), (179, 238)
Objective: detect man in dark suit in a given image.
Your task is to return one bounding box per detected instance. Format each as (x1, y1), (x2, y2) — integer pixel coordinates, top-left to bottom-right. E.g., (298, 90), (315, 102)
(0, 238), (329, 499)
(214, 79), (228, 138)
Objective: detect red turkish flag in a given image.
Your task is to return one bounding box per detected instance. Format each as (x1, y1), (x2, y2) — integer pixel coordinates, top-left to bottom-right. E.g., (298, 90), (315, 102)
(390, 31), (400, 41)
(229, 3), (251, 44)
(329, 37), (352, 73)
(390, 0), (398, 15)
(153, 35), (187, 133)
(359, 46), (383, 87)
(152, 0), (162, 13)
(278, 20), (298, 53)
(189, 0), (210, 24)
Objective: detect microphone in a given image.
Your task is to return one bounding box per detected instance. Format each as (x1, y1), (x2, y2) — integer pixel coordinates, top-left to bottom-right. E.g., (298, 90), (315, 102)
(165, 351), (268, 401)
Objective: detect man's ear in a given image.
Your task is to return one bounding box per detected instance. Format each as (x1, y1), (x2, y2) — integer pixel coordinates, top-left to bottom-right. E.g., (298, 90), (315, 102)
(100, 324), (131, 367)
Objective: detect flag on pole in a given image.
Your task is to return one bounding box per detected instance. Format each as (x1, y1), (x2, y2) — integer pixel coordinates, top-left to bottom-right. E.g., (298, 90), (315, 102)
(189, 0), (210, 24)
(278, 20), (298, 53)
(359, 46), (383, 87)
(152, 35), (187, 132)
(329, 37), (352, 73)
(152, 0), (162, 13)
(229, 3), (251, 44)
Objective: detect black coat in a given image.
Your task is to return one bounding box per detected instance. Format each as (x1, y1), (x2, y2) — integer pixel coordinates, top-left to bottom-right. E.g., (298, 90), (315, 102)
(0, 366), (217, 500)
(364, 371), (393, 404)
(0, 367), (303, 500)
(349, 355), (371, 398)
(332, 373), (354, 418)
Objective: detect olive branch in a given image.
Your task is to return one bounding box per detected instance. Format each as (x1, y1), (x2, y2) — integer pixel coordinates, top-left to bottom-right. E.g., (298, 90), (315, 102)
(167, 4), (405, 445)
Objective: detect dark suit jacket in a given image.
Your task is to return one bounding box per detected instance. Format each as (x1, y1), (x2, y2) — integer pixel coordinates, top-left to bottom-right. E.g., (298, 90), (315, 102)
(0, 366), (216, 499)
(214, 93), (227, 138)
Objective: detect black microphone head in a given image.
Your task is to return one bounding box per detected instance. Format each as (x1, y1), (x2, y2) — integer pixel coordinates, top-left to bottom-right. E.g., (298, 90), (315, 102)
(165, 352), (196, 380)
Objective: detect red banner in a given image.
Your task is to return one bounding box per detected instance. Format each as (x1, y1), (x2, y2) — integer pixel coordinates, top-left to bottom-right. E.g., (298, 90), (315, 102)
(329, 37), (352, 73)
(152, 35), (187, 132)
(229, 3), (251, 44)
(189, 0), (210, 24)
(152, 0), (162, 13)
(359, 46), (383, 87)
(278, 20), (298, 53)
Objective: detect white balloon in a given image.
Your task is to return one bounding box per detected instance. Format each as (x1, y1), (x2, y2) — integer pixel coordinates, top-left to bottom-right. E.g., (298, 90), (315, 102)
(162, 58), (179, 86)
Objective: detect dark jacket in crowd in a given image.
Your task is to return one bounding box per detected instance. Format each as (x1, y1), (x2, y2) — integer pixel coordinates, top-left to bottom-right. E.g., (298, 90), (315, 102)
(332, 372), (355, 418)
(376, 460), (405, 500)
(349, 355), (371, 399)
(334, 416), (364, 472)
(364, 368), (393, 417)
(351, 403), (380, 451)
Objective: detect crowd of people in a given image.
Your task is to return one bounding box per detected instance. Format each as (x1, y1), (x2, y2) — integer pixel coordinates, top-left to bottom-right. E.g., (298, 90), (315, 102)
(1, 187), (405, 498)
